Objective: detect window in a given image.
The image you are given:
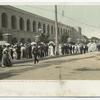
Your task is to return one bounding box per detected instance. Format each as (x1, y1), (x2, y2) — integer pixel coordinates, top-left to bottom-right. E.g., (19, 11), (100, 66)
(43, 24), (46, 33)
(11, 15), (17, 29)
(1, 13), (8, 28)
(19, 17), (24, 31)
(33, 21), (36, 32)
(27, 19), (30, 31)
(51, 26), (53, 34)
(61, 28), (62, 35)
(66, 29), (67, 34)
(63, 29), (65, 34)
(47, 25), (50, 34)
(38, 22), (41, 29)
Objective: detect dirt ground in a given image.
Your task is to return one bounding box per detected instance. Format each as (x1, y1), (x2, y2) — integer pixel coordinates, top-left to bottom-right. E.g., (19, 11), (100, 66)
(2, 52), (100, 80)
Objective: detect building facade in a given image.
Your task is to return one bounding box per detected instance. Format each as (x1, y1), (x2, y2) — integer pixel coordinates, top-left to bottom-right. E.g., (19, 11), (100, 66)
(0, 5), (82, 44)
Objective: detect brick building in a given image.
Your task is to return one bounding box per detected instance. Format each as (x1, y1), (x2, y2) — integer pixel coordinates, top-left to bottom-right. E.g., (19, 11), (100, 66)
(0, 5), (82, 44)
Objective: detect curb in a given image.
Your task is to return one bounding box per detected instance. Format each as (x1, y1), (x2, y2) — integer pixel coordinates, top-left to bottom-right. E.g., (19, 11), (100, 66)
(12, 54), (80, 64)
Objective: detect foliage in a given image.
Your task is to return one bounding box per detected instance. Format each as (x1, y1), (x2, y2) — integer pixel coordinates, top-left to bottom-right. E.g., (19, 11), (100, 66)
(61, 33), (69, 43)
(27, 38), (31, 43)
(83, 35), (88, 40)
(91, 37), (100, 41)
(20, 38), (25, 44)
(39, 33), (50, 43)
(82, 35), (89, 43)
(11, 37), (18, 44)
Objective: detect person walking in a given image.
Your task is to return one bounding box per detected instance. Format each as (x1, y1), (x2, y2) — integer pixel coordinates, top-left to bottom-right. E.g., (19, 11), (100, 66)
(32, 46), (39, 64)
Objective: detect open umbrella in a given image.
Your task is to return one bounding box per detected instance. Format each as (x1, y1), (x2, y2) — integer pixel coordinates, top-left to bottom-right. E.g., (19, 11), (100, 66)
(5, 42), (10, 46)
(0, 41), (10, 46)
(0, 41), (6, 45)
(31, 42), (37, 45)
(48, 41), (55, 45)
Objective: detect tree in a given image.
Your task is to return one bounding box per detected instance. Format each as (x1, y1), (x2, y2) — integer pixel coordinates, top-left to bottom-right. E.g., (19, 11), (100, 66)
(61, 33), (69, 43)
(91, 37), (100, 41)
(39, 33), (50, 43)
(11, 37), (18, 44)
(89, 36), (100, 43)
(20, 38), (25, 44)
(27, 38), (31, 43)
(82, 35), (89, 44)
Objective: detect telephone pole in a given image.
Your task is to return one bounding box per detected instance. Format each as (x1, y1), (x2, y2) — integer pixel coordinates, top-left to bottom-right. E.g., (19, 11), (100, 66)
(55, 5), (59, 55)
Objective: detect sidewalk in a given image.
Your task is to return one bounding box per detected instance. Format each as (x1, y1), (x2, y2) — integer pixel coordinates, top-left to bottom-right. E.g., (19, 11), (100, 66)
(0, 52), (99, 79)
(12, 51), (99, 64)
(12, 54), (76, 64)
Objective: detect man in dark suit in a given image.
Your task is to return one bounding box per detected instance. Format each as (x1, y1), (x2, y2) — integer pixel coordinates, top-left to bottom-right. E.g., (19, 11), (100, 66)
(33, 46), (39, 64)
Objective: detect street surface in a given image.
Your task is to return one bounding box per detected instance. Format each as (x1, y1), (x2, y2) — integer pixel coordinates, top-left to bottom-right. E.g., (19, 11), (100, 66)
(1, 52), (100, 80)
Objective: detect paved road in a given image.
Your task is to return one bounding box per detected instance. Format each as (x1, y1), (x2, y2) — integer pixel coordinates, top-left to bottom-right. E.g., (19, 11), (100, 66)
(1, 52), (100, 80)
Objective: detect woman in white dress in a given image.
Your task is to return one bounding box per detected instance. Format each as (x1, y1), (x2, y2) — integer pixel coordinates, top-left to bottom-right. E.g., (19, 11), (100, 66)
(13, 46), (17, 60)
(49, 45), (54, 56)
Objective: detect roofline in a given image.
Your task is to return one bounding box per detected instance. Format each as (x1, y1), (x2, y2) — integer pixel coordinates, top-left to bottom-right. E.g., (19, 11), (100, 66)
(0, 5), (77, 29)
(0, 5), (55, 23)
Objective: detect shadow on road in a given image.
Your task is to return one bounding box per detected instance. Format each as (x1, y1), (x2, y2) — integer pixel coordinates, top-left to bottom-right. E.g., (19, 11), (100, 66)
(75, 67), (100, 71)
(0, 72), (18, 79)
(0, 56), (95, 79)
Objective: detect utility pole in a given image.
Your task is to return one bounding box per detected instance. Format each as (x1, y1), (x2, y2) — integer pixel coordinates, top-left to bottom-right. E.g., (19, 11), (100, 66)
(55, 5), (59, 55)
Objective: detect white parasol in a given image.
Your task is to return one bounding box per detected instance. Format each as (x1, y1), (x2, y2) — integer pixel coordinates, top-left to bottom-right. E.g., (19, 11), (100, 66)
(0, 41), (10, 46)
(31, 42), (37, 45)
(5, 42), (10, 46)
(48, 41), (55, 45)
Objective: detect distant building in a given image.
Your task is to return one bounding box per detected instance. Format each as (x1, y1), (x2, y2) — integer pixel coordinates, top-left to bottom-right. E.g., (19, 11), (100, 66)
(0, 5), (82, 43)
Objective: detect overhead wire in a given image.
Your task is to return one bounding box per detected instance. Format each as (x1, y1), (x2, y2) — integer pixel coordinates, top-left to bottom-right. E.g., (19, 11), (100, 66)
(26, 5), (100, 30)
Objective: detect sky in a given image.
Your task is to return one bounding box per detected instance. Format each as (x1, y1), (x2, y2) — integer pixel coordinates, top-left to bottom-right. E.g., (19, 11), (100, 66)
(13, 5), (100, 38)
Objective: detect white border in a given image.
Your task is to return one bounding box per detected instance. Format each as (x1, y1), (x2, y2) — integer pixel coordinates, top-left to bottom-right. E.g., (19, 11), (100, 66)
(1, 1), (100, 5)
(0, 1), (100, 97)
(0, 80), (100, 96)
(1, 0), (100, 3)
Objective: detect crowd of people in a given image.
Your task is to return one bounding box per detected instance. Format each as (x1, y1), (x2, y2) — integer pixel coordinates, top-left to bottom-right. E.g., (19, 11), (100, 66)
(0, 40), (100, 67)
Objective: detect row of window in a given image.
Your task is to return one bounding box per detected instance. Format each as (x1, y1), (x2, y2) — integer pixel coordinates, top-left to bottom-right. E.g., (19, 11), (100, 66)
(1, 12), (71, 35)
(1, 13), (53, 34)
